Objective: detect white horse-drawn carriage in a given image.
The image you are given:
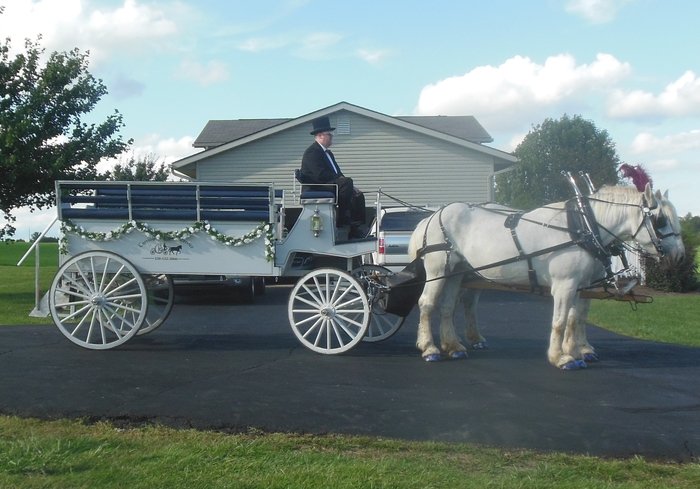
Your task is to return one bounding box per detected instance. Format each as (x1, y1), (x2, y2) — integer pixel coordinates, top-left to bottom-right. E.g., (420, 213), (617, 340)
(43, 166), (685, 370)
(47, 179), (412, 354)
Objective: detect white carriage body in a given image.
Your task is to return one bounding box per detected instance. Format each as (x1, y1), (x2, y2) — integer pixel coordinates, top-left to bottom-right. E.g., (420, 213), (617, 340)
(57, 181), (281, 276)
(56, 180), (376, 276)
(61, 220), (275, 276)
(47, 179), (390, 354)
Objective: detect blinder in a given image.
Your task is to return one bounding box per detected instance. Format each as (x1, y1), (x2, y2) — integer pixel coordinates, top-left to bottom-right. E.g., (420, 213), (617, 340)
(634, 196), (680, 257)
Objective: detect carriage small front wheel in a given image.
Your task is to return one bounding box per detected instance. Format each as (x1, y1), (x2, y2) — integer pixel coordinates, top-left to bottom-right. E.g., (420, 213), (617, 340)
(288, 268), (370, 354)
(49, 251), (148, 350)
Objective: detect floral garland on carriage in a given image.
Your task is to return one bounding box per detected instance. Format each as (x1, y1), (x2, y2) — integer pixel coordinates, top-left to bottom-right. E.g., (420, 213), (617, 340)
(59, 219), (275, 262)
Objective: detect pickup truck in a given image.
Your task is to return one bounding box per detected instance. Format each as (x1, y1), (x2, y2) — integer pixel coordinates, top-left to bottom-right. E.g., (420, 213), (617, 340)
(365, 206), (436, 272)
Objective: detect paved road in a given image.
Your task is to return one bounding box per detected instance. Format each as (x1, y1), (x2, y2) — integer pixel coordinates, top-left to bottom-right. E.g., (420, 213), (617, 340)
(1, 285), (698, 461)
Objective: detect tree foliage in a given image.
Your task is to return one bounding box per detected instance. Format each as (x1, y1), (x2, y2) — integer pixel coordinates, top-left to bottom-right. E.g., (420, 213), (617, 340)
(644, 221), (698, 292)
(104, 153), (171, 182)
(0, 31), (131, 238)
(495, 114), (620, 209)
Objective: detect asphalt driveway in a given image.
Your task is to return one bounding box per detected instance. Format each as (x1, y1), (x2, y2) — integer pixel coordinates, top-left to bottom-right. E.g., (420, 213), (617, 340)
(1, 285), (698, 461)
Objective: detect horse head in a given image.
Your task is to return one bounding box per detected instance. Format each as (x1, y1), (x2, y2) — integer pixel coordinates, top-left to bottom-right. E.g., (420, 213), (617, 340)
(590, 183), (685, 264)
(641, 184), (685, 264)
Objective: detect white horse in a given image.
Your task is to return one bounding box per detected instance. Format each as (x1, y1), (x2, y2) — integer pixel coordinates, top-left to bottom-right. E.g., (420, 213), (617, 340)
(407, 183), (685, 369)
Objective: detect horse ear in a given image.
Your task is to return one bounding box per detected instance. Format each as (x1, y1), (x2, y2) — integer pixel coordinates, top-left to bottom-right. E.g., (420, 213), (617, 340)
(644, 183), (657, 208)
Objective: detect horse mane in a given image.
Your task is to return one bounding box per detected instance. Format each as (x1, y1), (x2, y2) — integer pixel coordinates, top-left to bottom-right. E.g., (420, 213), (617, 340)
(619, 163), (653, 191)
(592, 184), (646, 207)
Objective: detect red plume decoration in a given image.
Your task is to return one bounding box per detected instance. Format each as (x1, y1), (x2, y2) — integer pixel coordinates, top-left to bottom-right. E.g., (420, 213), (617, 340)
(619, 163), (653, 192)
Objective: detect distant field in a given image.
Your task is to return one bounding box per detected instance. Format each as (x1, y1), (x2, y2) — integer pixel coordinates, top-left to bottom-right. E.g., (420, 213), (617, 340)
(0, 241), (59, 267)
(0, 242), (59, 325)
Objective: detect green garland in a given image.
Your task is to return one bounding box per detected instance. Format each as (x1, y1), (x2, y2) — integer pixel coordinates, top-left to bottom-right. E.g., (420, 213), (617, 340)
(59, 219), (275, 261)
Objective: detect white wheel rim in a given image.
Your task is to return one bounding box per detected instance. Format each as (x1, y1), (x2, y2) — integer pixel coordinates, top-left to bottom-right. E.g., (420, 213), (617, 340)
(288, 268), (369, 354)
(138, 274), (174, 335)
(49, 251), (147, 350)
(351, 265), (405, 342)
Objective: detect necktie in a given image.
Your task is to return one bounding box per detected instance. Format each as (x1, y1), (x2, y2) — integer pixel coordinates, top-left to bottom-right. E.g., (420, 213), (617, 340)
(325, 150), (340, 174)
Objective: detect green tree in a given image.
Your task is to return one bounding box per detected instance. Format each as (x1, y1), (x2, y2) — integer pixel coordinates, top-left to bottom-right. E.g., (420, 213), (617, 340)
(105, 153), (170, 181)
(495, 114), (620, 209)
(0, 28), (131, 238)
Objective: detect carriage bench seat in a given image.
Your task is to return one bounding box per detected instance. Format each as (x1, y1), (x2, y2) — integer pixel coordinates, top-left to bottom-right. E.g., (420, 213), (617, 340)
(294, 171), (337, 204)
(299, 188), (337, 204)
(57, 182), (281, 222)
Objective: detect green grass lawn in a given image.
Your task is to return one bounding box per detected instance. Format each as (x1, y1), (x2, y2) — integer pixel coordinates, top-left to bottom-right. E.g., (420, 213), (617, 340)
(588, 292), (700, 347)
(1, 416), (699, 489)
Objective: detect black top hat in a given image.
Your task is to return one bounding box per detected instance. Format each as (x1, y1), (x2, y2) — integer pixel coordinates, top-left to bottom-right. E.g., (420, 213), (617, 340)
(310, 116), (335, 135)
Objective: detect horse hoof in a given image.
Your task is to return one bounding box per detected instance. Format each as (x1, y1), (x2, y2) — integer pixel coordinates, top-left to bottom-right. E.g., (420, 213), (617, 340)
(561, 359), (587, 370)
(423, 353), (442, 362)
(471, 341), (488, 350)
(583, 352), (599, 363)
(450, 350), (468, 360)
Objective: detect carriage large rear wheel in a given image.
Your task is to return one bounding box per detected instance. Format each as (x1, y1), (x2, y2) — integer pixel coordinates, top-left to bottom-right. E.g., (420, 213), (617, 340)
(49, 251), (148, 350)
(138, 274), (174, 335)
(288, 268), (370, 354)
(351, 265), (405, 342)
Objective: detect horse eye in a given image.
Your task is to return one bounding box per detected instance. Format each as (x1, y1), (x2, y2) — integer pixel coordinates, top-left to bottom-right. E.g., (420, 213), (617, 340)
(655, 215), (668, 228)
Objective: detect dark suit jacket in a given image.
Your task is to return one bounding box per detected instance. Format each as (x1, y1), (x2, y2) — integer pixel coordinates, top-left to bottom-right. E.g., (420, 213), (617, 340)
(300, 142), (343, 183)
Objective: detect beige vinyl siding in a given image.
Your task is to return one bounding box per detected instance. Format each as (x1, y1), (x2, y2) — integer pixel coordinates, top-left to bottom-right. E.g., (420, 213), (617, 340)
(193, 109), (501, 208)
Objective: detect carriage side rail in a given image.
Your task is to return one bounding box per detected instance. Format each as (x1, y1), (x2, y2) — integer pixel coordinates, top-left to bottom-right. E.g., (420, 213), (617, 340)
(56, 181), (282, 224)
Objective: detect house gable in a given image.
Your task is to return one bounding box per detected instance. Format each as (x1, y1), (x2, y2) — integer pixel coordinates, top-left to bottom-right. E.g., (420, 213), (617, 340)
(171, 103), (518, 207)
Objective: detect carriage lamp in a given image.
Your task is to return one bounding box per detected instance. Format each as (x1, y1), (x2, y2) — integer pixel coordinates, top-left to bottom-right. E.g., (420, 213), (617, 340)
(311, 208), (324, 237)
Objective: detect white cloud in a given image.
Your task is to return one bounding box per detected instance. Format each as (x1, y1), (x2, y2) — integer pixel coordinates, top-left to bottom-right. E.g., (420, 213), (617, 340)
(630, 129), (700, 155)
(0, 0), (82, 53)
(238, 36), (291, 53)
(140, 134), (198, 164)
(415, 53), (630, 131)
(1, 0), (184, 63)
(176, 59), (230, 86)
(97, 134), (196, 172)
(295, 32), (344, 59)
(565, 0), (633, 24)
(607, 71), (700, 119)
(356, 48), (391, 65)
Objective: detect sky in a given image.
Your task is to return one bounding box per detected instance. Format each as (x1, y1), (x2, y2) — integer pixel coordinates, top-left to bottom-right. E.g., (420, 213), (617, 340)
(2, 0), (699, 240)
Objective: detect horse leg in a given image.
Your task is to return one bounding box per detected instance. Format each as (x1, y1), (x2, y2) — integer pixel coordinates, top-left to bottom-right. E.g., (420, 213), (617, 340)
(461, 289), (487, 349)
(574, 298), (598, 362)
(548, 283), (584, 369)
(438, 276), (468, 359)
(416, 280), (443, 362)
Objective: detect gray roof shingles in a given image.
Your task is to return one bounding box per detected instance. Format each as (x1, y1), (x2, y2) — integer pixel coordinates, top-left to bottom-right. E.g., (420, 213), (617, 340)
(193, 115), (493, 148)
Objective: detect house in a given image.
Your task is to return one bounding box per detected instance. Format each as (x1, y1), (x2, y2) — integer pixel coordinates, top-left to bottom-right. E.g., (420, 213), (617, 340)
(171, 101), (517, 209)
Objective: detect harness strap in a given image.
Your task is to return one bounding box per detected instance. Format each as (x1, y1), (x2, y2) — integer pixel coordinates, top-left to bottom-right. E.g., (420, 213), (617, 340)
(565, 198), (616, 282)
(417, 243), (452, 256)
(504, 212), (541, 293)
(419, 206), (454, 278)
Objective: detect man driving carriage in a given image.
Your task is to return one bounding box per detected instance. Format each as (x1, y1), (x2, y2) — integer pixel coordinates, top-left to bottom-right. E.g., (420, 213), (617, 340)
(298, 116), (366, 233)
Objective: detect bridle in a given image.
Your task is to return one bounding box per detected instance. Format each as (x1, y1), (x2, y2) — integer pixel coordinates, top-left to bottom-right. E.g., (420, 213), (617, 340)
(590, 195), (680, 258)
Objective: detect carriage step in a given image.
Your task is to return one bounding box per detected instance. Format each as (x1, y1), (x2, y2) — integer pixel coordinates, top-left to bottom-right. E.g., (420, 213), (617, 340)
(29, 292), (50, 318)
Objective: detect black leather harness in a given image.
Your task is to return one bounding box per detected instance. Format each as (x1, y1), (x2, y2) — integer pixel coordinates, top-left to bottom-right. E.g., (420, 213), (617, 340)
(416, 198), (624, 291)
